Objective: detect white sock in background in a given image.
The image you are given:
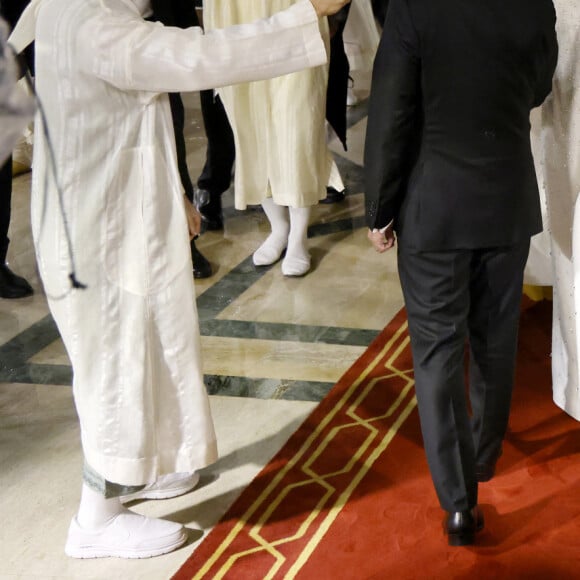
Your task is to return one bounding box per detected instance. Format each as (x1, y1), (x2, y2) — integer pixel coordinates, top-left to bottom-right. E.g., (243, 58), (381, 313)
(282, 206), (311, 277)
(253, 197), (290, 266)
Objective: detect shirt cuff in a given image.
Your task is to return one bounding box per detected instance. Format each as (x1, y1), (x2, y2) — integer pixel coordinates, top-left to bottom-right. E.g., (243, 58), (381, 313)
(372, 220), (394, 234)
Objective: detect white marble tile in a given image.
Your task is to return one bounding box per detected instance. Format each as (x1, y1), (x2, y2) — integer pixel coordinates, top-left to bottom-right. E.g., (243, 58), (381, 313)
(218, 226), (403, 331)
(201, 337), (366, 384)
(28, 339), (68, 366)
(0, 388), (315, 578)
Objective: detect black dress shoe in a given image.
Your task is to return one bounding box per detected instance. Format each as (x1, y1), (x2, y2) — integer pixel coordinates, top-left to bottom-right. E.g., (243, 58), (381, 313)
(0, 264), (33, 299)
(191, 241), (212, 279)
(196, 188), (224, 231)
(445, 506), (484, 547)
(200, 211), (224, 232)
(320, 187), (346, 204)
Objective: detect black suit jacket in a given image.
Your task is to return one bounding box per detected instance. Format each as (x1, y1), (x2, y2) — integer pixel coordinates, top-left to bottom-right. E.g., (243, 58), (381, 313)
(364, 0), (558, 250)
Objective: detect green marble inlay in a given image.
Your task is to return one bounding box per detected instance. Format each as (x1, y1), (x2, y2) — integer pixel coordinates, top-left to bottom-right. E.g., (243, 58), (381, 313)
(200, 319), (378, 347)
(205, 374), (335, 403)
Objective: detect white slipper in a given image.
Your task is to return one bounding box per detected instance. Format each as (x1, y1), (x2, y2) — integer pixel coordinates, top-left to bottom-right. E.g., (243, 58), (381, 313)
(253, 235), (287, 266)
(120, 472), (200, 503)
(281, 254), (311, 277)
(65, 509), (187, 559)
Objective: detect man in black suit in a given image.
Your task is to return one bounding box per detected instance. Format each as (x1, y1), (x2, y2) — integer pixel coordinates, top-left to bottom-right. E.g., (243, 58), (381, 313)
(364, 0), (557, 545)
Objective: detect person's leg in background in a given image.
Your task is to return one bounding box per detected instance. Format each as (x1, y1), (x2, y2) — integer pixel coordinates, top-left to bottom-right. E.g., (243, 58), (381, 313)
(196, 89), (236, 231)
(0, 158), (33, 299)
(322, 5), (351, 204)
(0, 0), (34, 298)
(168, 91), (212, 279)
(150, 0), (212, 278)
(192, 1), (236, 231)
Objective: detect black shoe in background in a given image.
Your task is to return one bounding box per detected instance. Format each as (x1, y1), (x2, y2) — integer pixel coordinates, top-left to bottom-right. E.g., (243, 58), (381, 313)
(0, 264), (33, 299)
(201, 211), (224, 232)
(191, 240), (212, 279)
(320, 187), (346, 204)
(195, 188), (224, 231)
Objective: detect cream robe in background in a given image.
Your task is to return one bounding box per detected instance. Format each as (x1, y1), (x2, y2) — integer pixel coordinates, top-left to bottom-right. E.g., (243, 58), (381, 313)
(205, 1), (339, 209)
(29, 0), (328, 485)
(343, 0), (380, 73)
(528, 0), (580, 420)
(524, 107), (552, 287)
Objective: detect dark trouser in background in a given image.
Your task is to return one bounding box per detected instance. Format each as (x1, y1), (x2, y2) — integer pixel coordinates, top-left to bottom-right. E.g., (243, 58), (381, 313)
(0, 159), (12, 264)
(1, 0), (34, 266)
(167, 91), (212, 278)
(397, 240), (530, 512)
(169, 92), (195, 201)
(197, 90), (235, 223)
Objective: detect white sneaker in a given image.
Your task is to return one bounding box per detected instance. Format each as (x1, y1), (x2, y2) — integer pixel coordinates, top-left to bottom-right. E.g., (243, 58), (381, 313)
(65, 509), (188, 559)
(120, 472), (200, 503)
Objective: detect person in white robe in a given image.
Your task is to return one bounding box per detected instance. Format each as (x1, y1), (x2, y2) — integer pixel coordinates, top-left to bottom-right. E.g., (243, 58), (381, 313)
(10, 0), (350, 559)
(205, 0), (346, 277)
(527, 0), (580, 421)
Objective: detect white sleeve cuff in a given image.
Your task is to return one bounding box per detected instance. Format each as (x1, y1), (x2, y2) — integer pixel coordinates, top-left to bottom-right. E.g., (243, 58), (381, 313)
(372, 220), (394, 234)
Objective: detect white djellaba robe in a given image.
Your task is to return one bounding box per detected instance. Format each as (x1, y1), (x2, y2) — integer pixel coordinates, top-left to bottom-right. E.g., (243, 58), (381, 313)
(205, 1), (343, 210)
(526, 0), (580, 420)
(10, 0), (329, 486)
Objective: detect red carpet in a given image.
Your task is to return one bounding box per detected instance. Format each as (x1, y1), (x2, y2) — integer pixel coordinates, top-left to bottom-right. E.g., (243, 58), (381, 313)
(174, 301), (580, 579)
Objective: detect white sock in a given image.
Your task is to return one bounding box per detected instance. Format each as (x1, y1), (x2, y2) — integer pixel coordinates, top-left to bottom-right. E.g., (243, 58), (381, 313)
(76, 483), (124, 529)
(282, 207), (311, 276)
(253, 198), (290, 266)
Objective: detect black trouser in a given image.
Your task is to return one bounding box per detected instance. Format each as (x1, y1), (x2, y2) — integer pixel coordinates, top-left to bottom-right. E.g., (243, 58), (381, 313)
(197, 90), (235, 197)
(0, 0), (33, 265)
(150, 1), (235, 199)
(168, 92), (195, 201)
(149, 2), (197, 202)
(0, 159), (12, 264)
(397, 240), (530, 511)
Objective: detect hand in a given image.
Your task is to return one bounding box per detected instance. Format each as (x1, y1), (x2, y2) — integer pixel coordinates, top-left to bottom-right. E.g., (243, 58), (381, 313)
(310, 0), (351, 18)
(368, 225), (396, 253)
(184, 195), (202, 240)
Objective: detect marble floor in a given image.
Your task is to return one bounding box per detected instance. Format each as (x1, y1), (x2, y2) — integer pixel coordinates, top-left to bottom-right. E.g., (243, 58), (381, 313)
(0, 71), (404, 579)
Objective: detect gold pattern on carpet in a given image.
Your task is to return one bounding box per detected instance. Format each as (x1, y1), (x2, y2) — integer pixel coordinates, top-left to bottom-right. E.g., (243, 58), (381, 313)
(193, 319), (416, 579)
